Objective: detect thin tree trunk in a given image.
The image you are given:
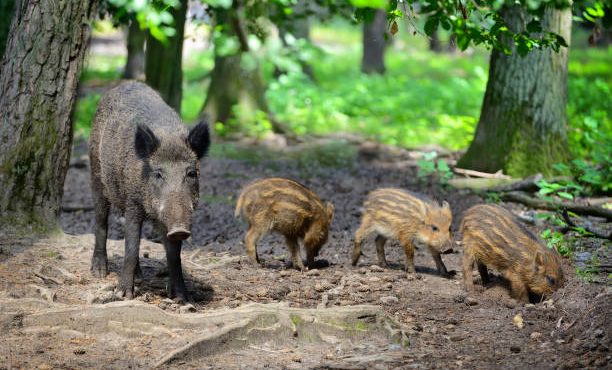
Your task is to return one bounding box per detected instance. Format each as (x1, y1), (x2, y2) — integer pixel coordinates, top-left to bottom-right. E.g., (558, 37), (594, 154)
(361, 9), (386, 74)
(457, 5), (572, 177)
(123, 20), (146, 80)
(0, 0), (15, 61)
(202, 2), (287, 134)
(0, 0), (98, 230)
(145, 0), (187, 113)
(429, 31), (442, 52)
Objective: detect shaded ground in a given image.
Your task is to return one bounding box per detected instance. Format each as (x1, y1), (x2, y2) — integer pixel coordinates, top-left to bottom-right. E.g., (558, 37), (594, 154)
(0, 139), (610, 369)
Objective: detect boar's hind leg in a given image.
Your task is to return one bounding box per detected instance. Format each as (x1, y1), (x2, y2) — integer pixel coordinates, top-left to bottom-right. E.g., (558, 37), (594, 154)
(462, 249), (476, 292)
(162, 236), (188, 303)
(374, 235), (389, 268)
(477, 262), (490, 285)
(91, 189), (110, 278)
(117, 208), (143, 299)
(244, 226), (262, 265)
(286, 236), (305, 271)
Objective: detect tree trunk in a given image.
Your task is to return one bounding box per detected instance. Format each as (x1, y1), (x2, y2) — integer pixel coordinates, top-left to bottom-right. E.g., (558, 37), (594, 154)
(145, 0), (187, 113)
(0, 0), (15, 61)
(361, 9), (386, 74)
(429, 31), (442, 52)
(0, 0), (97, 230)
(202, 2), (287, 134)
(457, 5), (572, 177)
(123, 20), (146, 80)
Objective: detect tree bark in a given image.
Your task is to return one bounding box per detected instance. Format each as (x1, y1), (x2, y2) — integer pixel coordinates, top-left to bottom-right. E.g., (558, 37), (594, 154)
(0, 0), (15, 61)
(145, 0), (187, 113)
(0, 0), (98, 230)
(202, 2), (287, 134)
(361, 9), (386, 74)
(123, 20), (146, 80)
(457, 5), (572, 177)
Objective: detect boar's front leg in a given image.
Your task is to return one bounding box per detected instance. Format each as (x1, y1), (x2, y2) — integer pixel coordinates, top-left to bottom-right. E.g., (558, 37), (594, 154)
(117, 206), (143, 299)
(429, 249), (451, 278)
(161, 235), (188, 303)
(91, 193), (110, 278)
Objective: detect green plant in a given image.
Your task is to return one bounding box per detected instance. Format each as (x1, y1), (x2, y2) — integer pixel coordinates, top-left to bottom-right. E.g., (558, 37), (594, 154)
(416, 151), (454, 184)
(575, 253), (600, 282)
(536, 179), (584, 200)
(540, 228), (572, 257)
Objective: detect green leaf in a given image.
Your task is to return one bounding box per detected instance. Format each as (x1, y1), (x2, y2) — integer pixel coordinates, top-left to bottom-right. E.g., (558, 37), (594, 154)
(557, 192), (574, 200)
(350, 0), (388, 9)
(424, 17), (439, 36)
(526, 19), (542, 33)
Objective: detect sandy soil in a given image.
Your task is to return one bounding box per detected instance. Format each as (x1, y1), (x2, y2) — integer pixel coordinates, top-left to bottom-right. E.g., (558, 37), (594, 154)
(0, 139), (610, 369)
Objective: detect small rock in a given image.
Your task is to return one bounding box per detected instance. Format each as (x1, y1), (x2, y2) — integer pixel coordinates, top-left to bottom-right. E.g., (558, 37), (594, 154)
(380, 295), (399, 305)
(449, 333), (465, 342)
(369, 265), (385, 272)
(510, 346), (521, 353)
(279, 270), (291, 277)
(368, 276), (381, 283)
(357, 285), (370, 292)
(382, 282), (393, 290)
(358, 267), (368, 274)
(306, 269), (320, 276)
(465, 297), (478, 306)
(179, 304), (196, 314)
(512, 314), (524, 329)
(453, 294), (465, 304)
(256, 287), (269, 297)
(445, 324), (456, 330)
(530, 332), (542, 341)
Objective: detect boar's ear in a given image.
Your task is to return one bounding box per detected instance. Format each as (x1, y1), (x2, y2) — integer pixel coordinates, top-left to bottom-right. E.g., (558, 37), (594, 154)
(135, 124), (160, 159)
(533, 252), (546, 272)
(442, 201), (450, 210)
(325, 202), (335, 219)
(188, 120), (210, 159)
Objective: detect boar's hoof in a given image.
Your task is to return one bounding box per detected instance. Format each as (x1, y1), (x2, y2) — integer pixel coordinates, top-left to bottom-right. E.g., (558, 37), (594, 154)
(90, 256), (108, 278)
(116, 283), (135, 300)
(167, 227), (191, 242)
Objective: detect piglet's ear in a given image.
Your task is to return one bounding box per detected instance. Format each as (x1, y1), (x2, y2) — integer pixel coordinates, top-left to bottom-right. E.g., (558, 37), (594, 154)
(135, 124), (160, 159)
(533, 252), (545, 272)
(442, 200), (450, 210)
(188, 120), (210, 159)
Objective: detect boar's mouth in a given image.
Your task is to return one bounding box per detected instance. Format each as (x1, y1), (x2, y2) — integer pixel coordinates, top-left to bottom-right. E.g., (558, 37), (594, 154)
(167, 227), (191, 241)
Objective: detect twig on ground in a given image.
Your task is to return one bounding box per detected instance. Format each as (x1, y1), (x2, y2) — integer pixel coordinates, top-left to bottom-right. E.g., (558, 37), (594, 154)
(453, 168), (512, 179)
(559, 209), (611, 240)
(501, 191), (612, 221)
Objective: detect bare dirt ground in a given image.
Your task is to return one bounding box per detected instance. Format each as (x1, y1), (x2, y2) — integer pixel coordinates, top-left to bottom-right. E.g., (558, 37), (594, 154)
(0, 139), (610, 369)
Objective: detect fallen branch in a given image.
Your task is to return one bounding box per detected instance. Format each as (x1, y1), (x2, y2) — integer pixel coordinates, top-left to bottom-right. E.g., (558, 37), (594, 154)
(453, 168), (512, 179)
(501, 191), (612, 221)
(560, 209), (611, 240)
(488, 174), (543, 192)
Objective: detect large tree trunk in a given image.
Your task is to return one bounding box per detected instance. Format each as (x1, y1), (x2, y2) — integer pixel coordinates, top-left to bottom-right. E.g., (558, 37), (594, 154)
(361, 9), (386, 74)
(457, 5), (572, 177)
(123, 20), (146, 80)
(0, 0), (97, 230)
(0, 0), (15, 61)
(202, 2), (286, 134)
(145, 0), (187, 113)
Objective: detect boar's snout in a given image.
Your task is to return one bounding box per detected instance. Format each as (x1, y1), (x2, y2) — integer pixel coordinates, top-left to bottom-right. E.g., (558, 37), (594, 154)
(167, 227), (191, 241)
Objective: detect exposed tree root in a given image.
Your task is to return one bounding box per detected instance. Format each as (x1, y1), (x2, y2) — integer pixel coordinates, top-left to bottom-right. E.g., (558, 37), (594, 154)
(501, 191), (612, 221)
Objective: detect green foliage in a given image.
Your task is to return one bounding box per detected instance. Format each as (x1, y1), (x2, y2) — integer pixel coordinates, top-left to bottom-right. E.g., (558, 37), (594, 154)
(536, 179), (584, 200)
(73, 94), (102, 138)
(416, 151), (453, 184)
(540, 228), (572, 256)
(103, 0), (181, 43)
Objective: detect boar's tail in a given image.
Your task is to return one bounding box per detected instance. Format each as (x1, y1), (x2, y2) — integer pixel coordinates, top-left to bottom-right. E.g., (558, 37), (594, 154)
(234, 193), (245, 218)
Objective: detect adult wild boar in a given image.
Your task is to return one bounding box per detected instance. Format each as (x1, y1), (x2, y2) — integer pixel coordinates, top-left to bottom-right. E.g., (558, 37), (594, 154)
(89, 81), (210, 303)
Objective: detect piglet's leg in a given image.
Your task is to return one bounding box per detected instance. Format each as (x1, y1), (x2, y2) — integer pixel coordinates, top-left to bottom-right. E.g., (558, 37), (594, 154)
(285, 236), (305, 271)
(374, 235), (389, 268)
(507, 272), (530, 303)
(430, 249), (451, 278)
(244, 226), (262, 265)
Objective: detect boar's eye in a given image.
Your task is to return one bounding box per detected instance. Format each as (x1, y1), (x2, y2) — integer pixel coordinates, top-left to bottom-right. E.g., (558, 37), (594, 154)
(152, 170), (163, 180)
(187, 169), (198, 179)
(546, 276), (556, 286)
(431, 225), (439, 232)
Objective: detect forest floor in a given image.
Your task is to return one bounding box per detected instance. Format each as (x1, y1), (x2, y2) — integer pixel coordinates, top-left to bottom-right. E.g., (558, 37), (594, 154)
(0, 138), (610, 369)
